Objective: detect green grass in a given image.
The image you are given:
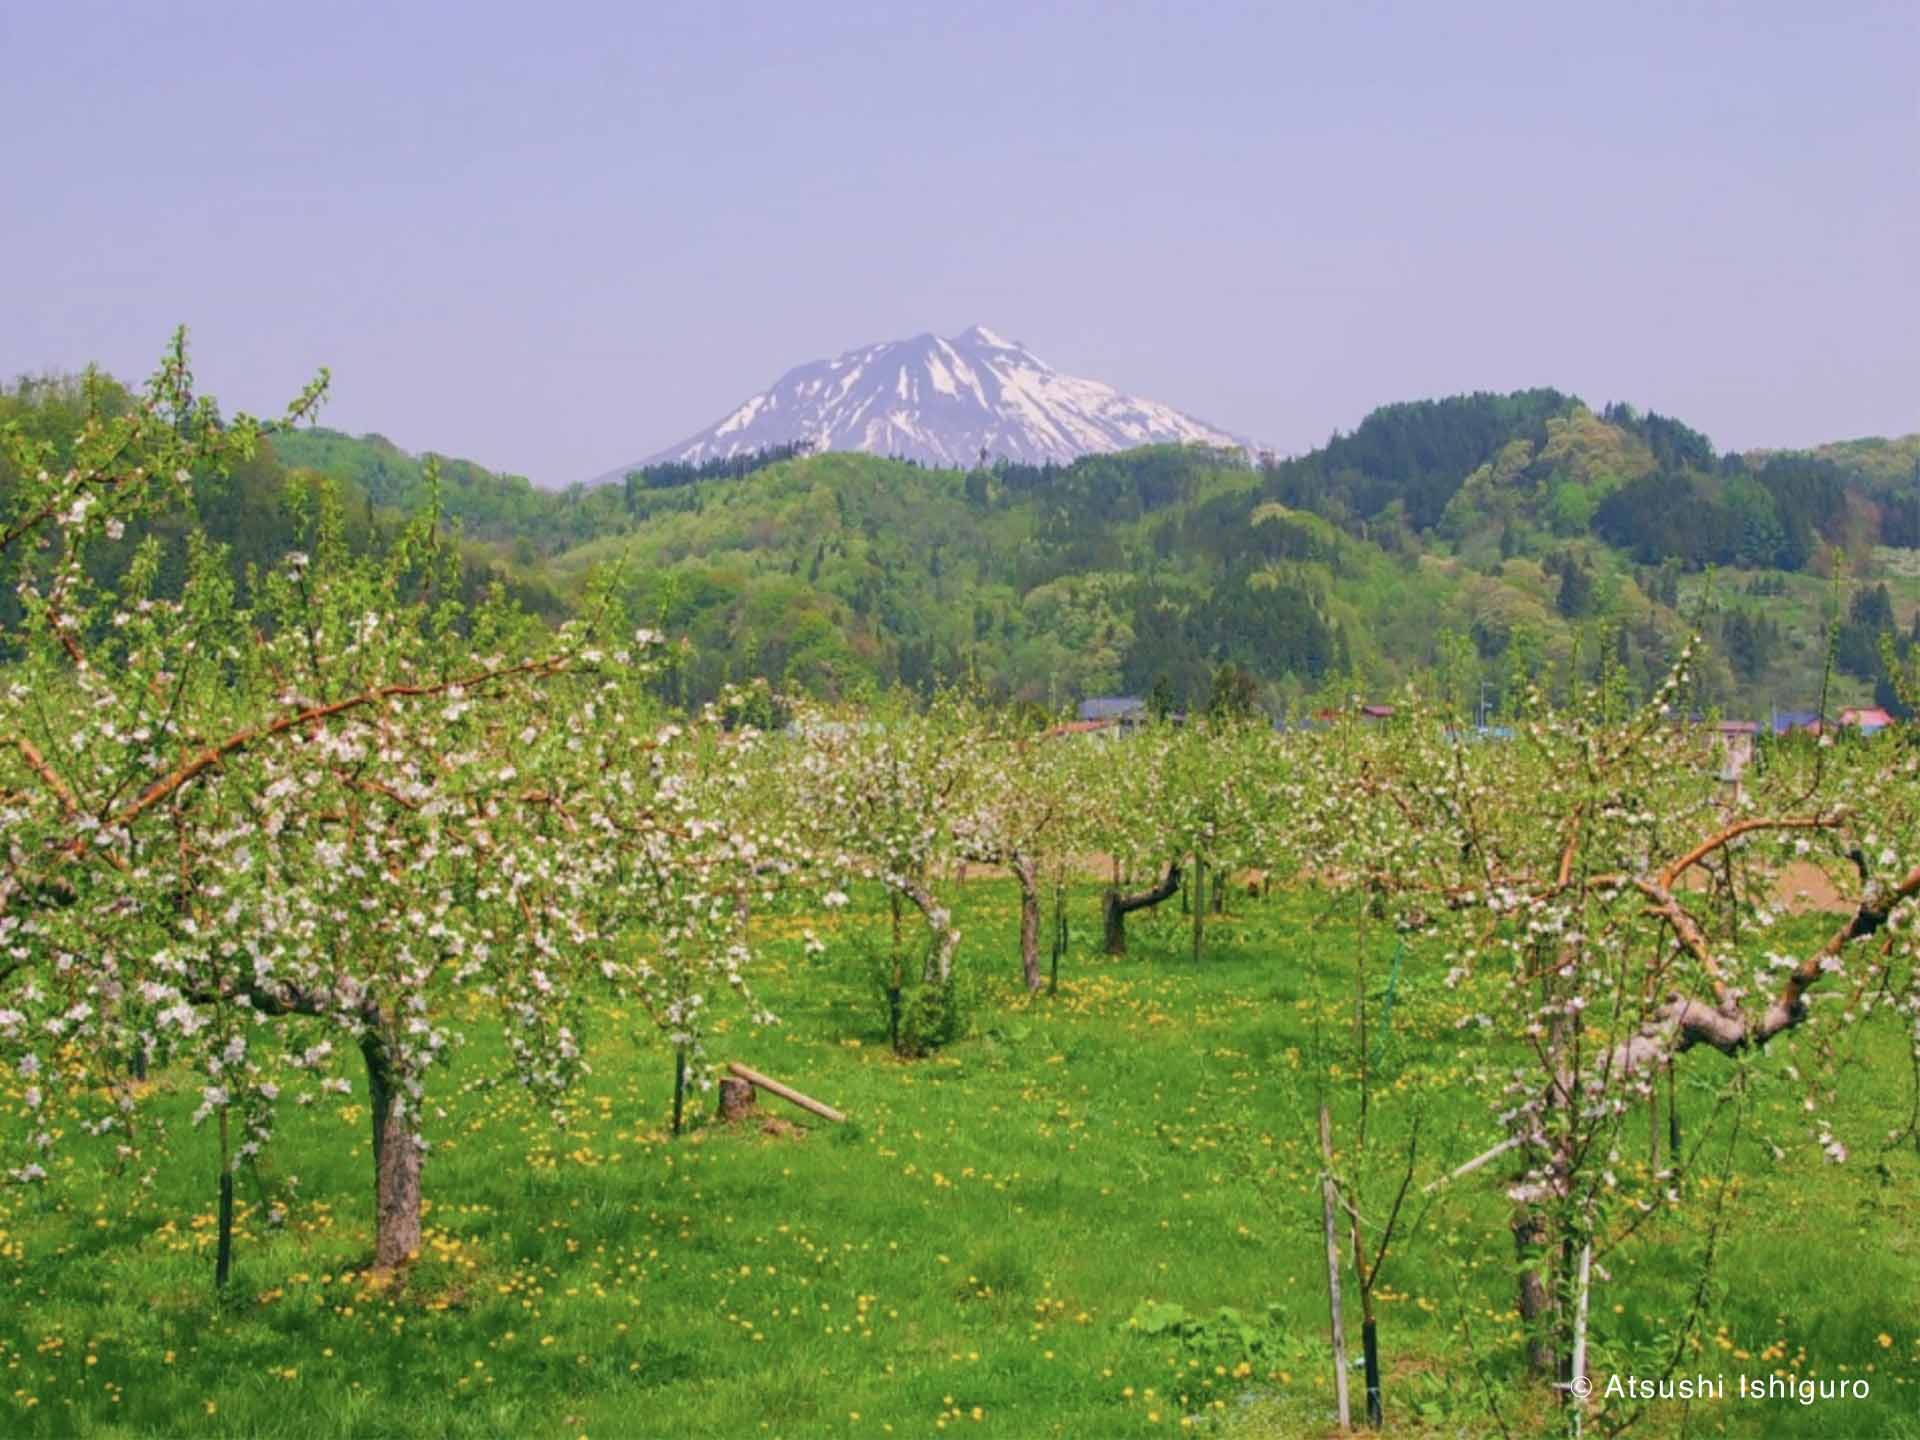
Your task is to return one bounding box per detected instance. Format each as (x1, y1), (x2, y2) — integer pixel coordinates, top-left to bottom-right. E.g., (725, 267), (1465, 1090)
(3, 883), (1917, 1438)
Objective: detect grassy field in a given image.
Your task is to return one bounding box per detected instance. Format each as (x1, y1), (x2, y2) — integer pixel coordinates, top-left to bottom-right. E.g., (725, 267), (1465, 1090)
(3, 881), (1917, 1438)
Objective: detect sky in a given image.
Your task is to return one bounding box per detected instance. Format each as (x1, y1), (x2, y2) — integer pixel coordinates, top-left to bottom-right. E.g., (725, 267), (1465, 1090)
(3, 0), (1915, 487)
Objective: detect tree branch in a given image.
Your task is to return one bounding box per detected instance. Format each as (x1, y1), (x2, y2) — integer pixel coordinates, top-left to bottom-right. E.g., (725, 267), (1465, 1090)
(81, 654), (570, 853)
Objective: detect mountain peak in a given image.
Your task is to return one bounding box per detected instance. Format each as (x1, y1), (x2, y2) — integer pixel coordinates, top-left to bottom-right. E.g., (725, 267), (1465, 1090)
(957, 324), (1017, 349)
(602, 327), (1246, 479)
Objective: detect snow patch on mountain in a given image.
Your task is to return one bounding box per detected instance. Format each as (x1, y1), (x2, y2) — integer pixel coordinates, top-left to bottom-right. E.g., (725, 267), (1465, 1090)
(599, 326), (1248, 479)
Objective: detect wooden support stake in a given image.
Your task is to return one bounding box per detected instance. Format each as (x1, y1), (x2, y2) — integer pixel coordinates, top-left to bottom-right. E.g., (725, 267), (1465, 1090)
(1423, 1133), (1522, 1194)
(1570, 1240), (1593, 1435)
(1320, 1102), (1352, 1431)
(727, 1062), (847, 1124)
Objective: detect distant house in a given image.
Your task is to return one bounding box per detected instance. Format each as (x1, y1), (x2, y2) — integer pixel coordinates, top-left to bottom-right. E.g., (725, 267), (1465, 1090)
(1839, 706), (1895, 734)
(1773, 707), (1897, 737)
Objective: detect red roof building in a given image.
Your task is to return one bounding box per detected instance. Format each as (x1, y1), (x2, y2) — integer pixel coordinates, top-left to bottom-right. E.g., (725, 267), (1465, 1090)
(1839, 707), (1895, 733)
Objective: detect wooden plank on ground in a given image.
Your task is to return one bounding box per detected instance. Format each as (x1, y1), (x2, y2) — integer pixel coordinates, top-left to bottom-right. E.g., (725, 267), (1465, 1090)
(727, 1062), (846, 1123)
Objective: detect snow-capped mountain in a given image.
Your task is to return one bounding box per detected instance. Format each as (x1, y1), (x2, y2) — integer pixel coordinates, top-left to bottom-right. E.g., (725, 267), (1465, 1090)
(601, 326), (1247, 479)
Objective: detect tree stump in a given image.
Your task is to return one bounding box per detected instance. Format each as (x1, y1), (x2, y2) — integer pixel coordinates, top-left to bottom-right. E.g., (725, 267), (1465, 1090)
(717, 1076), (758, 1123)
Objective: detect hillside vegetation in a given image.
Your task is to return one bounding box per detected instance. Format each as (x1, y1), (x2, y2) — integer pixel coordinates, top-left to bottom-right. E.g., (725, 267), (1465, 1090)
(8, 371), (1918, 716)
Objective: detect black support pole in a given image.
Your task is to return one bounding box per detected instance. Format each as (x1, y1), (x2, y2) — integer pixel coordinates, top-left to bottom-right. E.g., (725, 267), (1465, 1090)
(215, 1171), (234, 1291)
(1362, 1317), (1382, 1427)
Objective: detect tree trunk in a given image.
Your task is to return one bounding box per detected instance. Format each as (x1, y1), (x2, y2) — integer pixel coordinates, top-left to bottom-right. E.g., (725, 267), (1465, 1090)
(1012, 853), (1042, 992)
(1102, 862), (1182, 956)
(925, 925), (960, 986)
(361, 1031), (422, 1273)
(897, 876), (960, 985)
(889, 890), (904, 985)
(1511, 1205), (1557, 1379)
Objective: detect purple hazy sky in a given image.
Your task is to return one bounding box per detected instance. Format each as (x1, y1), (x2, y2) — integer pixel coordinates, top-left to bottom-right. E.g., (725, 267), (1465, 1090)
(4, 1), (1915, 486)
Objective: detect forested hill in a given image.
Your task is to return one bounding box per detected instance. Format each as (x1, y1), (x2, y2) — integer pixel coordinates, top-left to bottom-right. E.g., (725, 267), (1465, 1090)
(7, 372), (1918, 717)
(528, 390), (1919, 716)
(269, 427), (810, 558)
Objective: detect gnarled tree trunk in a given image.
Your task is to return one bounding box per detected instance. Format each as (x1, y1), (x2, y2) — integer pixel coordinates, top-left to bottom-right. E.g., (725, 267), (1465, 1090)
(361, 1030), (422, 1273)
(1104, 861), (1181, 955)
(896, 876), (960, 985)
